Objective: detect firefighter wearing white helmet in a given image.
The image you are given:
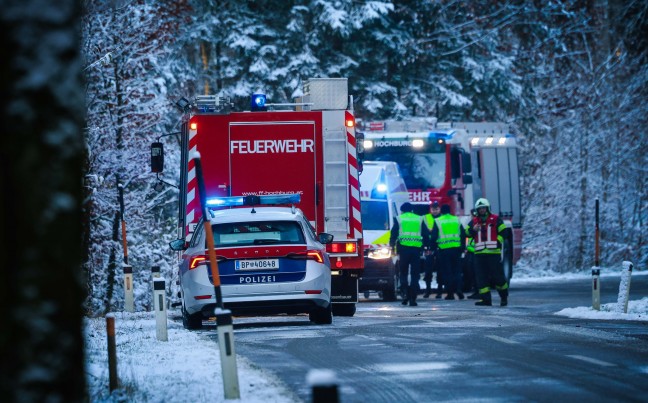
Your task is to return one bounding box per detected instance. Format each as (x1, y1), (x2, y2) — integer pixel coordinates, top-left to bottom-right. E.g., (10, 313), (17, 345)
(465, 198), (511, 306)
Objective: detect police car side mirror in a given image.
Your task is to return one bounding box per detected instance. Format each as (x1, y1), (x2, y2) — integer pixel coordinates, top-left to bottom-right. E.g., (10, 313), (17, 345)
(169, 239), (187, 251)
(317, 233), (334, 244)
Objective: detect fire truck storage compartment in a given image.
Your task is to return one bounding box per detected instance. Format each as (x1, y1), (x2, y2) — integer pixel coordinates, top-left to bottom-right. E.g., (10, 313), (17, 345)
(302, 78), (349, 110)
(473, 147), (521, 226)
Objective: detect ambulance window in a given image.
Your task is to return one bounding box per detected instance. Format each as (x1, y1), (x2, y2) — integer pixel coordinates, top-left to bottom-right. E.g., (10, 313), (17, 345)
(361, 200), (389, 230)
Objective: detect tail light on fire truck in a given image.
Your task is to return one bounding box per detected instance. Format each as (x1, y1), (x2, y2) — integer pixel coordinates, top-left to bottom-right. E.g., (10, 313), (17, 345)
(326, 242), (357, 254)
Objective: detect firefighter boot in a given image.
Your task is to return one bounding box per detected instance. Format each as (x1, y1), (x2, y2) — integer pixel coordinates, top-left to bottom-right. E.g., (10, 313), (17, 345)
(498, 288), (509, 307)
(423, 282), (432, 298)
(475, 292), (492, 306)
(409, 288), (418, 306)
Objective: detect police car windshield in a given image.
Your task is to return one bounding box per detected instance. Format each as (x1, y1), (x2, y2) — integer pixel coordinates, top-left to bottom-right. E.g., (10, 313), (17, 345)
(211, 221), (305, 247)
(361, 200), (389, 230)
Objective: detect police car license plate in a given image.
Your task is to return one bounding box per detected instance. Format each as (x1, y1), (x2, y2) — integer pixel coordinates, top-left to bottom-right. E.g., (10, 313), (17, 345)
(235, 259), (279, 270)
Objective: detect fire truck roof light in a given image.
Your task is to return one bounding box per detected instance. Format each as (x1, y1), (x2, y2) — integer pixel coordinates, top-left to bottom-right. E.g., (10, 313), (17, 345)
(363, 140), (374, 149)
(412, 139), (424, 148)
(498, 137), (507, 145)
(206, 193), (301, 207)
(376, 183), (387, 192)
(251, 93), (267, 111)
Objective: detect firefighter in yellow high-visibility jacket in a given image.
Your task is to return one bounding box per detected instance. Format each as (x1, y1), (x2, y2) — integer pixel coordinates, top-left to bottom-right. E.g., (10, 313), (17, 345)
(465, 198), (512, 306)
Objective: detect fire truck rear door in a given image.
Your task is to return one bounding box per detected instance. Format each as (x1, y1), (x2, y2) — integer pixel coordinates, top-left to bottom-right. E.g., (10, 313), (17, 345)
(228, 121), (318, 224)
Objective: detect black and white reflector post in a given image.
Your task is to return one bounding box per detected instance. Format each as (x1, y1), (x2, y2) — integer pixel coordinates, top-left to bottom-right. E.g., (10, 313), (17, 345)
(123, 264), (134, 312)
(307, 369), (339, 403)
(591, 199), (601, 311)
(591, 268), (600, 311)
(615, 261), (633, 314)
(215, 307), (239, 399)
(151, 265), (161, 278)
(153, 278), (168, 341)
(193, 151), (240, 399)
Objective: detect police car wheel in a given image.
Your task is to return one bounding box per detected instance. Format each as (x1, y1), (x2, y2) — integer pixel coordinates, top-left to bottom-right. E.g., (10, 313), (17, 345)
(182, 306), (203, 330)
(309, 304), (333, 325)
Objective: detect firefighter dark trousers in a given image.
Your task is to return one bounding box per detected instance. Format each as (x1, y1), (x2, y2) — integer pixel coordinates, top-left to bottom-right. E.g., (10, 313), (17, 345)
(423, 253), (436, 292)
(474, 253), (508, 302)
(437, 248), (462, 296)
(399, 247), (422, 303)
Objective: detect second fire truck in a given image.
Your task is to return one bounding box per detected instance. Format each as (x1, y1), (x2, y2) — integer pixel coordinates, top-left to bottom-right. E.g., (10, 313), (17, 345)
(360, 119), (522, 280)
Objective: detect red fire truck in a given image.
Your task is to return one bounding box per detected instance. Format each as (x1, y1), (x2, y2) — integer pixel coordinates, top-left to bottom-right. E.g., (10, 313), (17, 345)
(155, 78), (363, 317)
(360, 119), (522, 280)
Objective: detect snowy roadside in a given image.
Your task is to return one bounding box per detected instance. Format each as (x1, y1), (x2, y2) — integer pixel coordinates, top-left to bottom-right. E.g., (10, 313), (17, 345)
(84, 311), (302, 403)
(84, 270), (647, 402)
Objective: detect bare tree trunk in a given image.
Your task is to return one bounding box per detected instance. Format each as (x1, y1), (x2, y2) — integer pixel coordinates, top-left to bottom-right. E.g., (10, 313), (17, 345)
(0, 0), (86, 401)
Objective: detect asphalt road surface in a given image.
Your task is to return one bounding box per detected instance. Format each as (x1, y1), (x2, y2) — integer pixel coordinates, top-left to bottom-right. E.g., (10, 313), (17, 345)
(203, 274), (648, 402)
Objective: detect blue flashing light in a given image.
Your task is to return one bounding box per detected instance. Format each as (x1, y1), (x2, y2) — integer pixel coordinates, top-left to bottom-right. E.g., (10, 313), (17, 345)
(430, 131), (455, 140)
(370, 184), (388, 200)
(206, 193), (301, 207)
(206, 196), (244, 207)
(251, 93), (267, 111)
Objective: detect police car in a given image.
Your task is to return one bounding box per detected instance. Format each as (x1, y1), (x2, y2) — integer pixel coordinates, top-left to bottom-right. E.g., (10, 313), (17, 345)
(172, 194), (334, 329)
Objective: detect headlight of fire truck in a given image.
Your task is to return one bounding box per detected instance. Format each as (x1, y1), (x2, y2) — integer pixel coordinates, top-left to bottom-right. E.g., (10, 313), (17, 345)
(367, 246), (391, 260)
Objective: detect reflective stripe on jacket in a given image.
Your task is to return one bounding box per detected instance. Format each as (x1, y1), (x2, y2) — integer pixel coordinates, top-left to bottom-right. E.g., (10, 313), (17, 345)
(470, 214), (505, 254)
(397, 212), (424, 248)
(435, 214), (461, 249)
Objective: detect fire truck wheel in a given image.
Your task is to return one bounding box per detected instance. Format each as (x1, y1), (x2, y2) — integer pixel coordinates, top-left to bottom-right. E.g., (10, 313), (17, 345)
(182, 306), (203, 330)
(309, 303), (333, 325)
(332, 303), (356, 317)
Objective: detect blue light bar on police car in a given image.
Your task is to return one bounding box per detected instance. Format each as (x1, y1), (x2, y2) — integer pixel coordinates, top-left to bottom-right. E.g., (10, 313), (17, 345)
(206, 193), (300, 207)
(206, 196), (244, 207)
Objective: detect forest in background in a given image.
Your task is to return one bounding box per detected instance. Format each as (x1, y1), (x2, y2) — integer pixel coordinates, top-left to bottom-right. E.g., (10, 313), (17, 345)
(81, 0), (647, 315)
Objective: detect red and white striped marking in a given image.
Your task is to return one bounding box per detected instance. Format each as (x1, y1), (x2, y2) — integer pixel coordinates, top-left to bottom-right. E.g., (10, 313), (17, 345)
(186, 123), (199, 241)
(346, 110), (362, 239)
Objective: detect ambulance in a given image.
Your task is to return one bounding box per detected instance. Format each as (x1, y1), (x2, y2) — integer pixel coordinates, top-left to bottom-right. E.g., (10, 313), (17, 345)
(358, 161), (409, 301)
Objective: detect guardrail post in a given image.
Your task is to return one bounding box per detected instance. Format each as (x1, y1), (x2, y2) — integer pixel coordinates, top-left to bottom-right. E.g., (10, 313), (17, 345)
(615, 261), (633, 314)
(154, 278), (168, 341)
(308, 369), (339, 403)
(215, 308), (240, 399)
(591, 268), (600, 311)
(123, 264), (134, 312)
(106, 314), (119, 392)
